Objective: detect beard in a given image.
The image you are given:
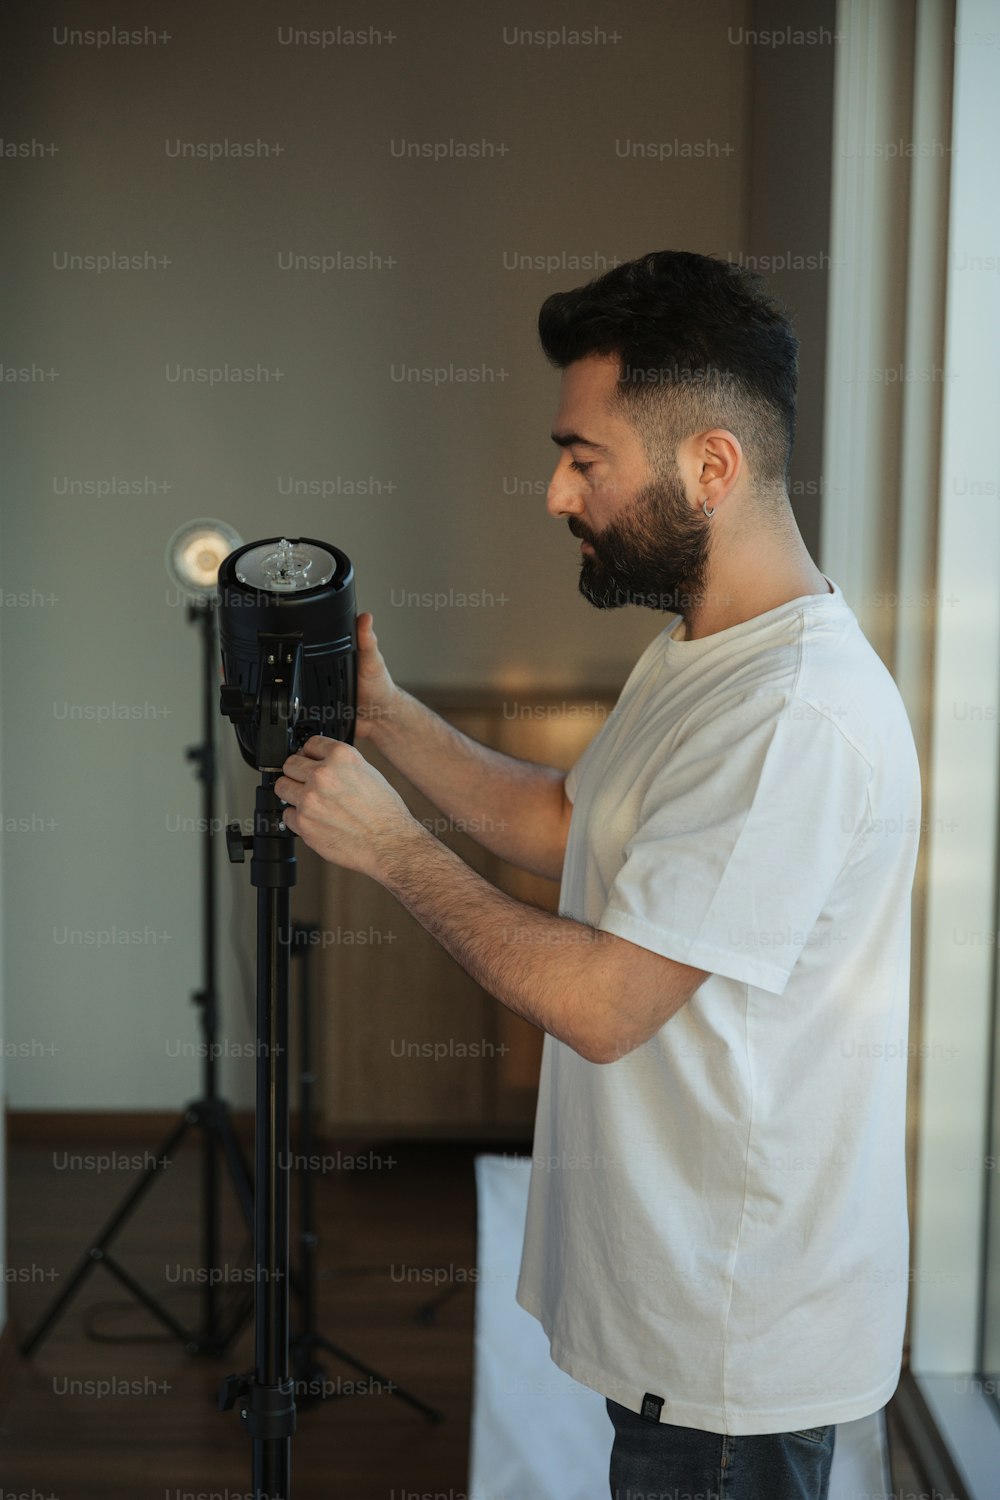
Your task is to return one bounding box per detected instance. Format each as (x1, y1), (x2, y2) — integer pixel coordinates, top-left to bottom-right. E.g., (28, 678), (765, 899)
(569, 466), (713, 615)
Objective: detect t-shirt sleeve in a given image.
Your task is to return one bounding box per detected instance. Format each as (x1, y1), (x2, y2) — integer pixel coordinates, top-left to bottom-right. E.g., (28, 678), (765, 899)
(597, 694), (873, 995)
(565, 719), (610, 804)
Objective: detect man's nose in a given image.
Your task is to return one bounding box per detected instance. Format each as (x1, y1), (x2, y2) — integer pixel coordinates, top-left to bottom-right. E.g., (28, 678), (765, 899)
(546, 457), (586, 519)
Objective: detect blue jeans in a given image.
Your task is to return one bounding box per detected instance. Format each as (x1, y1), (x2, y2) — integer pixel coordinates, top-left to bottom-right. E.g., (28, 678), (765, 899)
(606, 1397), (836, 1500)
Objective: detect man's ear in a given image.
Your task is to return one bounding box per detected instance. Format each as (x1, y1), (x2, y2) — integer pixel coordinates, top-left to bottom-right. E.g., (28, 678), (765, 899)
(689, 428), (743, 512)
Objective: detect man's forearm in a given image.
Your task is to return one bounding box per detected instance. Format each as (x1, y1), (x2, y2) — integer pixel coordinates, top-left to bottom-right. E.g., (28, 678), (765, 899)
(277, 736), (709, 1060)
(367, 687), (569, 880)
(378, 818), (616, 1063)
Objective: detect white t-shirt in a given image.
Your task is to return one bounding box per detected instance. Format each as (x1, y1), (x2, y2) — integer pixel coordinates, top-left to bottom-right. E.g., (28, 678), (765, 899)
(515, 577), (921, 1436)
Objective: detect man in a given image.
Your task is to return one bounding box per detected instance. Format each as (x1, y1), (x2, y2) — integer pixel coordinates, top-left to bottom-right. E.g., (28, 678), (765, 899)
(276, 250), (921, 1500)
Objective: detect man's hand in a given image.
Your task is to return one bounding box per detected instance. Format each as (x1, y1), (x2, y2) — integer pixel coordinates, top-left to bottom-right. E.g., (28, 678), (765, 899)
(276, 735), (425, 881)
(354, 611), (399, 740)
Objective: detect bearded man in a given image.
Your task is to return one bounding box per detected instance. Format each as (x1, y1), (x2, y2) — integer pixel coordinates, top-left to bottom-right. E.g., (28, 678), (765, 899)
(276, 250), (921, 1500)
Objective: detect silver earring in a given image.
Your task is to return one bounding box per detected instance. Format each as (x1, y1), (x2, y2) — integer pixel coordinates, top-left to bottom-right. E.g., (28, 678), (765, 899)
(702, 499), (715, 518)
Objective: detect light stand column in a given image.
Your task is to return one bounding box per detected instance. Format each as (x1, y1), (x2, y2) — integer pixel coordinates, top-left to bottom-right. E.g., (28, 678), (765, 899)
(220, 778), (297, 1500)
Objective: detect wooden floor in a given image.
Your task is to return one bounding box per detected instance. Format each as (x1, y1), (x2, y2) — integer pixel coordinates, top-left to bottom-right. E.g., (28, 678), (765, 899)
(2, 1127), (935, 1500)
(2, 1131), (495, 1500)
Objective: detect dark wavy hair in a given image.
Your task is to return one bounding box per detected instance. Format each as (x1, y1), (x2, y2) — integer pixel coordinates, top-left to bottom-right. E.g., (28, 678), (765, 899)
(538, 250), (799, 491)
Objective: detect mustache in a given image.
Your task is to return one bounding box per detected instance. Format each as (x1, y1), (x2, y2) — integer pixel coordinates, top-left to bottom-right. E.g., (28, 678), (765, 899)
(567, 518), (598, 545)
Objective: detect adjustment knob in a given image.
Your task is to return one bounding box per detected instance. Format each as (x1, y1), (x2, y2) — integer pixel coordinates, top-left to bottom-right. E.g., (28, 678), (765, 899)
(220, 684), (251, 721)
(225, 822), (252, 863)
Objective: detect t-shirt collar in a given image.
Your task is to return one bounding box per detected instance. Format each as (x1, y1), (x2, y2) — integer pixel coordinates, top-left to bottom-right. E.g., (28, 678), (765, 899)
(665, 576), (842, 648)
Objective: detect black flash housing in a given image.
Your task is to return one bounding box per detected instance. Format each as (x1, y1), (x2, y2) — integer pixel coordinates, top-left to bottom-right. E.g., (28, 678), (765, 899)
(216, 536), (357, 771)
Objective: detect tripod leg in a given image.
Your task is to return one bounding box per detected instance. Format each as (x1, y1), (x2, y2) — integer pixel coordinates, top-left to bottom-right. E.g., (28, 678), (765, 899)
(213, 1102), (255, 1229)
(96, 1251), (199, 1345)
(191, 1096), (255, 1232)
(296, 1333), (443, 1422)
(204, 1105), (219, 1341)
(189, 1099), (258, 1354)
(20, 1112), (192, 1357)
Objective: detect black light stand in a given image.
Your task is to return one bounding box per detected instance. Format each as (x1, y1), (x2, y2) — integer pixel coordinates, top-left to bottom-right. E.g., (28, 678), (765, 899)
(215, 537), (442, 1500)
(21, 598), (255, 1360)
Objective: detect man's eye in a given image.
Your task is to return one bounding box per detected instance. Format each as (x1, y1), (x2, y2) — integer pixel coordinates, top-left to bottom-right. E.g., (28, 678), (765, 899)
(570, 460), (593, 474)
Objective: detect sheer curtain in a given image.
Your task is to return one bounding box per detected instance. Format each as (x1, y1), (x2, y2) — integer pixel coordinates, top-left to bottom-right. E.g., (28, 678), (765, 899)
(823, 2), (1000, 1495)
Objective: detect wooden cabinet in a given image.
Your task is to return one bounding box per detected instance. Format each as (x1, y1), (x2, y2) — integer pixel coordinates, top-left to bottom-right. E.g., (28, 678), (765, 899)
(308, 689), (616, 1140)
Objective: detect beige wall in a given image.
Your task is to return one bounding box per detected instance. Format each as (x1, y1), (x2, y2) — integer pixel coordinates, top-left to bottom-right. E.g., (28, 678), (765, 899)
(0, 0), (836, 1110)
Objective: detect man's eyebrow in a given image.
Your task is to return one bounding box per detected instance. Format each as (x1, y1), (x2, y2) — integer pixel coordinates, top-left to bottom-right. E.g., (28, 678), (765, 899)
(550, 430), (609, 452)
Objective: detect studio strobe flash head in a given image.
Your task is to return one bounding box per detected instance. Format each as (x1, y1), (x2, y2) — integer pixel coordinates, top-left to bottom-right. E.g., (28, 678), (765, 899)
(217, 536), (357, 772)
